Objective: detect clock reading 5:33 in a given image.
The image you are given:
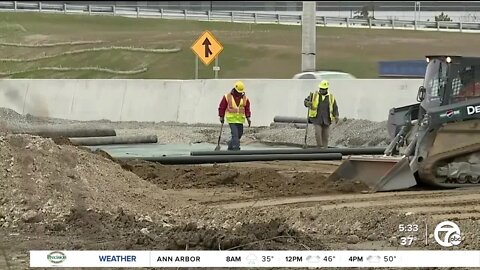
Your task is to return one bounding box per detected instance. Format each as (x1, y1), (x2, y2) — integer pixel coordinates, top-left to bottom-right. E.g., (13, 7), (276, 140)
(398, 224), (419, 232)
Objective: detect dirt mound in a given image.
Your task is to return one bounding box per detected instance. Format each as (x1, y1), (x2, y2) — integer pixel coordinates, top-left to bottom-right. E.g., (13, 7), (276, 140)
(14, 206), (323, 251)
(163, 218), (325, 250)
(50, 136), (75, 145)
(119, 160), (369, 197)
(0, 134), (170, 230)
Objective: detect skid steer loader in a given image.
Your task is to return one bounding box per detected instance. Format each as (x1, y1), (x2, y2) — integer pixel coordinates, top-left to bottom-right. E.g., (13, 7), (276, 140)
(328, 55), (480, 192)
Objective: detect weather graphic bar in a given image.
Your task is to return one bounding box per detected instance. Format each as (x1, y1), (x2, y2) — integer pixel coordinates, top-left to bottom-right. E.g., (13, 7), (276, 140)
(30, 250), (480, 268)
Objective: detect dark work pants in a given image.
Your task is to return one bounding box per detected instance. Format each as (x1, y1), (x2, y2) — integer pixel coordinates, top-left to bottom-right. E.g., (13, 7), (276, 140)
(228, 123), (244, 150)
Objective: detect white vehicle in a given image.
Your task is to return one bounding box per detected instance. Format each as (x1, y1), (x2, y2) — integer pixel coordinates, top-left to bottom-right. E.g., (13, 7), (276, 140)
(292, 71), (356, 80)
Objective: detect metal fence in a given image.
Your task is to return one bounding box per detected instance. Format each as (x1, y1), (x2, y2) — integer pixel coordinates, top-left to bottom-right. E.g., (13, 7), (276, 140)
(1, 1), (479, 32)
(33, 1), (480, 12)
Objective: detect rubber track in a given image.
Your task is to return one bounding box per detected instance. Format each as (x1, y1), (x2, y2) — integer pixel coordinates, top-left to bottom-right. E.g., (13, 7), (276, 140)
(419, 144), (480, 188)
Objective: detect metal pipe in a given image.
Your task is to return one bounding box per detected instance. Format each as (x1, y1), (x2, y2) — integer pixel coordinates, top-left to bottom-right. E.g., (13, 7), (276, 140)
(384, 126), (407, 156)
(191, 147), (386, 156)
(273, 116), (308, 124)
(69, 135), (158, 146)
(404, 136), (418, 157)
(117, 153), (343, 165)
(9, 127), (116, 137)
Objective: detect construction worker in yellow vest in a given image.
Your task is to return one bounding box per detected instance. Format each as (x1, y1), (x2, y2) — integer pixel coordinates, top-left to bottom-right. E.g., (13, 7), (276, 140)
(304, 80), (339, 148)
(218, 81), (252, 150)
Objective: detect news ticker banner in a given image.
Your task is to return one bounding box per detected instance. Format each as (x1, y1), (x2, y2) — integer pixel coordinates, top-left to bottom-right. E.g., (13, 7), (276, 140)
(31, 250), (480, 268)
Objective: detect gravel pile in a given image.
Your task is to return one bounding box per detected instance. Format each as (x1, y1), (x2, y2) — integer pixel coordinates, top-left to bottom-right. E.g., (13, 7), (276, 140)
(0, 107), (28, 123)
(0, 107), (31, 130)
(329, 119), (391, 147)
(0, 107), (391, 147)
(254, 118), (391, 147)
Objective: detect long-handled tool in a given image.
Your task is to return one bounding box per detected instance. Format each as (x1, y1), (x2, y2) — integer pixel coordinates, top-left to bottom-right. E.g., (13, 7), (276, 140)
(303, 92), (313, 149)
(214, 122), (224, 151)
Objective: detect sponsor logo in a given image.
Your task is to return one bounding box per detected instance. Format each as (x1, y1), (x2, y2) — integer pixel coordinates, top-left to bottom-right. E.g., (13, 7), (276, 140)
(47, 251), (67, 264)
(466, 105), (480, 115)
(434, 221), (462, 247)
(439, 109), (460, 118)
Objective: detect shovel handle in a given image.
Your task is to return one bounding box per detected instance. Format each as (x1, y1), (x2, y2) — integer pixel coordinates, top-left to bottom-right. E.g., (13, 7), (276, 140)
(217, 123), (224, 145)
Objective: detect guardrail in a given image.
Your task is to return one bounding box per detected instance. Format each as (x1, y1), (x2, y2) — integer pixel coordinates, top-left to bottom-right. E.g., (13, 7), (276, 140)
(1, 1), (479, 33)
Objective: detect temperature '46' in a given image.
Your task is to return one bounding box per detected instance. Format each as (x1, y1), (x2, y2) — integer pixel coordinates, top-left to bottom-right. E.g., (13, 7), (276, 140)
(323, 256), (335, 262)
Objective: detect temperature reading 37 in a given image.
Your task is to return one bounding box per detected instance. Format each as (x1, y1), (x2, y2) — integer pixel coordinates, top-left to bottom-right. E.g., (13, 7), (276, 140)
(400, 236), (417, 246)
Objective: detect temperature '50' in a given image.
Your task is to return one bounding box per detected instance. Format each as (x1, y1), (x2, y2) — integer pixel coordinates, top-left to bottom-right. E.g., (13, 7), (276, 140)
(384, 256), (396, 262)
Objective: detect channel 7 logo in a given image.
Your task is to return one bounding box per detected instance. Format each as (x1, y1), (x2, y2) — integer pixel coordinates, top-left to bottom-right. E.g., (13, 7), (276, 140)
(434, 221), (462, 247)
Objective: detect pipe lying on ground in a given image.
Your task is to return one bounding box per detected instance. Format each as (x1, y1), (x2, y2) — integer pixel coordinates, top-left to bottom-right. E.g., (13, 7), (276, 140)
(191, 147), (386, 156)
(10, 127), (116, 137)
(273, 116), (308, 124)
(69, 135), (158, 146)
(117, 153), (343, 165)
(270, 122), (307, 129)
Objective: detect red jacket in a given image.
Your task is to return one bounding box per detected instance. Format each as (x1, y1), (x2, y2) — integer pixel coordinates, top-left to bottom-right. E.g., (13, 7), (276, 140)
(218, 89), (251, 118)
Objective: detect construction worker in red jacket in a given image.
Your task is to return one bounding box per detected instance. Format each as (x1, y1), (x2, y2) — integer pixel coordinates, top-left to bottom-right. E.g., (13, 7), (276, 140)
(218, 81), (251, 150)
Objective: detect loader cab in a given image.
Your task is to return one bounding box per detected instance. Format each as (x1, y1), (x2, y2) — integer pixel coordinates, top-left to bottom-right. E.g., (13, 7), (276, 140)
(419, 55), (480, 109)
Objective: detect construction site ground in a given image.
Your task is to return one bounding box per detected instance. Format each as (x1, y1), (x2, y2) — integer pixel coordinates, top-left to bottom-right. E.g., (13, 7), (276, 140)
(1, 110), (480, 270)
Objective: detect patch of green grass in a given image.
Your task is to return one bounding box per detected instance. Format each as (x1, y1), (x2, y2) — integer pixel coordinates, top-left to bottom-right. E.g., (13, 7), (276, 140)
(1, 12), (479, 79)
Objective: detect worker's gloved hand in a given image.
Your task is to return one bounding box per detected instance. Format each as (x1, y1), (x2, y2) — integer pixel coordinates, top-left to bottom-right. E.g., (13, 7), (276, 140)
(304, 100), (312, 107)
(219, 117), (224, 124)
(247, 118), (251, 127)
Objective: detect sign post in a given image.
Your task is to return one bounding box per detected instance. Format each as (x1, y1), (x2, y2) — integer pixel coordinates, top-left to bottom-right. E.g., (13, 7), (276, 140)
(195, 57), (199, 79)
(213, 58), (220, 78)
(191, 30), (224, 79)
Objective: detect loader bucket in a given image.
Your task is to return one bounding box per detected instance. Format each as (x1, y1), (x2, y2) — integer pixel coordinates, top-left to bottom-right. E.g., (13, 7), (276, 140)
(327, 156), (418, 192)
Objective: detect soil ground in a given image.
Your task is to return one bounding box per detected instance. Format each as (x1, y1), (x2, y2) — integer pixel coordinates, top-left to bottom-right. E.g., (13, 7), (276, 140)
(0, 112), (480, 270)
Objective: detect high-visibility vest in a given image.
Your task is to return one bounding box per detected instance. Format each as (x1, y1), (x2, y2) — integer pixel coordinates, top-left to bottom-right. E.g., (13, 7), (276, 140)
(225, 93), (248, 124)
(308, 91), (336, 121)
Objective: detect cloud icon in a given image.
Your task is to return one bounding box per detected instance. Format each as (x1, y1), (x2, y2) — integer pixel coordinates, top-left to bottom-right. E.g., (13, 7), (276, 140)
(246, 254), (257, 264)
(306, 255), (321, 263)
(367, 255), (381, 263)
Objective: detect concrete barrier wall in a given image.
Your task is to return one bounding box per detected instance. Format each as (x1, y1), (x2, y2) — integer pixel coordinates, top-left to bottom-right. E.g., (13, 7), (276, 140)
(0, 79), (424, 126)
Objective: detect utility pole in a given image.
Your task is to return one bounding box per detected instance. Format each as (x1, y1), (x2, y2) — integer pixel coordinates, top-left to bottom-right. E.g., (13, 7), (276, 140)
(417, 2), (421, 21)
(414, 1), (417, 22)
(301, 1), (316, 72)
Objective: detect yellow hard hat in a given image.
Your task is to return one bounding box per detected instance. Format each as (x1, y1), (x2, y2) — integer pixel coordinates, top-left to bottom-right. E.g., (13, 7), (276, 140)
(319, 80), (329, 89)
(235, 81), (245, 93)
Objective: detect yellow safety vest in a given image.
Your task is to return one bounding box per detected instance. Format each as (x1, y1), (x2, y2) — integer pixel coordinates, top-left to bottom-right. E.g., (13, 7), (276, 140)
(308, 92), (336, 121)
(225, 93), (248, 124)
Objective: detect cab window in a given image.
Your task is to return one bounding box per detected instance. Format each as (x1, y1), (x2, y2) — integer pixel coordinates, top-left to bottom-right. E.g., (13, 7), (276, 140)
(451, 65), (480, 102)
